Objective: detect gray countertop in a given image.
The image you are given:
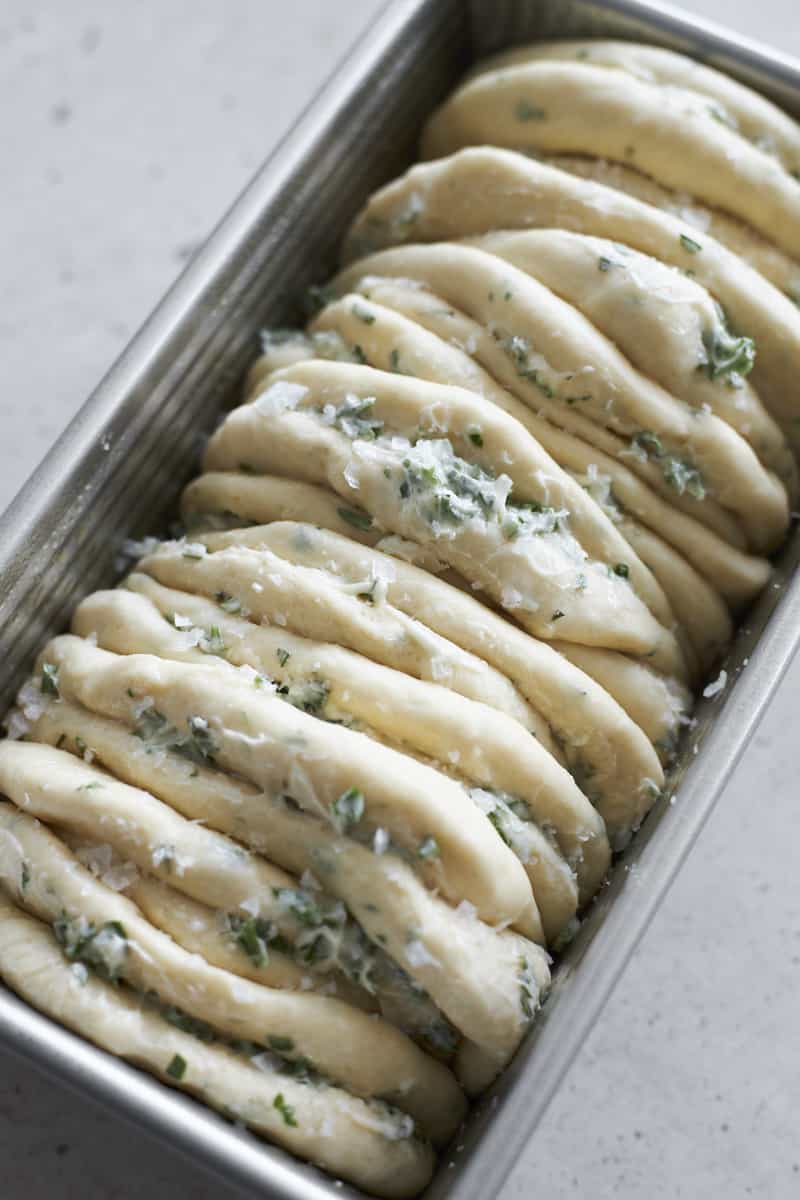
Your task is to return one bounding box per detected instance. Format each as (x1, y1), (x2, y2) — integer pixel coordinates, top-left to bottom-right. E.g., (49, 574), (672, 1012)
(2, 2), (799, 1197)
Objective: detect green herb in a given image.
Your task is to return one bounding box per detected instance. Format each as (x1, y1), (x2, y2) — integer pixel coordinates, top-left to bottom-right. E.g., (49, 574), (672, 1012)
(215, 591), (242, 614)
(515, 99), (547, 121)
(351, 343), (367, 364)
(276, 648), (291, 668)
(273, 887), (324, 928)
(699, 324), (755, 381)
(467, 428), (484, 447)
(304, 283), (337, 316)
(499, 333), (555, 397)
(551, 609), (565, 621)
(598, 256), (613, 272)
(417, 836), (440, 860)
(53, 916), (129, 983)
(75, 736), (88, 755)
(613, 562), (629, 578)
(268, 1035), (294, 1052)
(162, 1005), (217, 1042)
(352, 303), (375, 325)
(503, 290), (512, 301)
(336, 506), (373, 532)
(631, 431), (706, 500)
(679, 233), (702, 254)
(518, 956), (539, 1021)
(238, 461), (257, 474)
(273, 1093), (298, 1126)
(331, 786), (365, 834)
(76, 781), (103, 792)
(166, 1054), (187, 1080)
(20, 862), (30, 892)
(41, 663), (59, 696)
(330, 394), (383, 440)
(389, 348), (401, 372)
(277, 678), (329, 716)
(232, 916), (270, 967)
(202, 626), (226, 657)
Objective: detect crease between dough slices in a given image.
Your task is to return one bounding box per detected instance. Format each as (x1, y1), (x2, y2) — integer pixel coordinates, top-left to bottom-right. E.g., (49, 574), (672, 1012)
(24, 701), (549, 1076)
(342, 147), (800, 455)
(420, 61), (800, 260)
(318, 274), (770, 609)
(36, 635), (536, 935)
(333, 245), (787, 553)
(0, 893), (435, 1198)
(0, 800), (465, 1143)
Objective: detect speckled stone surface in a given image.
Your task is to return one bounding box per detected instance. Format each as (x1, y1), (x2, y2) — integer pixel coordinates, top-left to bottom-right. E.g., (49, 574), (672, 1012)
(1, 2), (799, 1197)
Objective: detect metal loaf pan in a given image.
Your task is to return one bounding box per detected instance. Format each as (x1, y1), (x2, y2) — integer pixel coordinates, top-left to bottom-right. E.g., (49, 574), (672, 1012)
(1, 2), (799, 1197)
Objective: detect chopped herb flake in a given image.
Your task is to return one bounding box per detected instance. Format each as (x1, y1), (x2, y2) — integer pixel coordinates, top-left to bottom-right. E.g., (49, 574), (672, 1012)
(613, 562), (630, 578)
(273, 1093), (298, 1126)
(276, 648), (291, 668)
(515, 99), (547, 121)
(336, 506), (373, 532)
(41, 663), (60, 697)
(331, 786), (365, 834)
(268, 1035), (294, 1052)
(417, 836), (440, 860)
(679, 233), (702, 254)
(166, 1054), (187, 1080)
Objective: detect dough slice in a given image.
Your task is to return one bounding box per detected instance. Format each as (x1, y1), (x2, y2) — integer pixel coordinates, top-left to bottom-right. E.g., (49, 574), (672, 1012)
(475, 40), (800, 177)
(0, 739), (376, 1004)
(342, 148), (800, 452)
(472, 229), (794, 491)
(36, 635), (536, 934)
(206, 367), (688, 676)
(334, 245), (787, 552)
(0, 801), (465, 1143)
(320, 273), (770, 608)
(74, 582), (580, 939)
(23, 702), (550, 1078)
(0, 893), (435, 1198)
(420, 61), (800, 260)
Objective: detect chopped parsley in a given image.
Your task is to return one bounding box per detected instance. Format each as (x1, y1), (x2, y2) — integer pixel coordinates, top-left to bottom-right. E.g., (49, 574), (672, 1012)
(551, 609), (565, 621)
(166, 1054), (187, 1080)
(613, 562), (629, 578)
(277, 678), (329, 716)
(268, 1035), (294, 1052)
(53, 916), (128, 983)
(304, 282), (338, 316)
(231, 915), (271, 967)
(679, 233), (702, 254)
(276, 648), (291, 668)
(215, 591), (242, 614)
(498, 332), (555, 397)
(273, 1093), (298, 1127)
(41, 662), (60, 697)
(515, 99), (547, 121)
(20, 862), (30, 892)
(467, 427), (484, 447)
(201, 626), (226, 657)
(330, 395), (383, 440)
(331, 786), (365, 834)
(630, 431), (706, 500)
(133, 708), (218, 765)
(698, 321), (755, 382)
(336, 506), (373, 532)
(598, 256), (614, 272)
(389, 348), (402, 372)
(417, 836), (440, 860)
